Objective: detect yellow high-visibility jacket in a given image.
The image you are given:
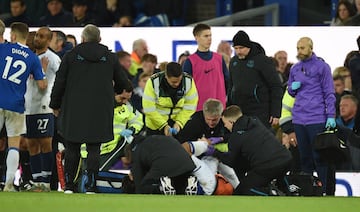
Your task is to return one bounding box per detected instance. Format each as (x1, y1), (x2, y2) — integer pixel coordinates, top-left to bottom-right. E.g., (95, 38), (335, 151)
(142, 72), (198, 130)
(279, 89), (295, 126)
(129, 52), (141, 76)
(81, 102), (143, 158)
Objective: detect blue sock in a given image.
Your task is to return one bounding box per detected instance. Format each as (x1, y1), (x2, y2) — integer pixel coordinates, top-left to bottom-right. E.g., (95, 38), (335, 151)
(41, 152), (53, 183)
(30, 154), (42, 182)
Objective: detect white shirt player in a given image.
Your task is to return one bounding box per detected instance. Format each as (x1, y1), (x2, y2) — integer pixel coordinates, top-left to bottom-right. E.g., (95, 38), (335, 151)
(25, 49), (61, 114)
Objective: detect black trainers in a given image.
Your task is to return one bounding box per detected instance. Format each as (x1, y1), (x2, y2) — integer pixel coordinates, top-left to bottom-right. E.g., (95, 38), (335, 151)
(64, 182), (75, 194)
(160, 176), (175, 195)
(85, 172), (96, 194)
(269, 179), (286, 196)
(0, 182), (4, 191)
(64, 189), (74, 194)
(19, 180), (34, 191)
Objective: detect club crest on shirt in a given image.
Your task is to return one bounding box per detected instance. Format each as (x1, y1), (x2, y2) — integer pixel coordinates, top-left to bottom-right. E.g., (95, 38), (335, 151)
(77, 54), (84, 61)
(246, 60), (254, 68)
(237, 130), (245, 135)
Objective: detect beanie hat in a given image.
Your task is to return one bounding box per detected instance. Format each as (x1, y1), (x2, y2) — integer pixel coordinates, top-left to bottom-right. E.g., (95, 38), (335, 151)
(232, 30), (252, 48)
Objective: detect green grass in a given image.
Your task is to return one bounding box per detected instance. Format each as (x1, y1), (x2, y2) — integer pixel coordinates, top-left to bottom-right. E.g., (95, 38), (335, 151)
(1, 192), (360, 212)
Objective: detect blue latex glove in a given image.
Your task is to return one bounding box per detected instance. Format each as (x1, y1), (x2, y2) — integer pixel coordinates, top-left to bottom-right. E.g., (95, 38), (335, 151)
(204, 145), (215, 156)
(169, 128), (178, 135)
(208, 137), (223, 145)
(120, 129), (133, 137)
(291, 81), (301, 91)
(325, 118), (336, 129)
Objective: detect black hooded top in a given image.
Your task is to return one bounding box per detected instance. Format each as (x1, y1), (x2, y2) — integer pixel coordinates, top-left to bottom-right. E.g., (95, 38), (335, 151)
(50, 42), (128, 143)
(214, 115), (292, 173)
(228, 42), (283, 128)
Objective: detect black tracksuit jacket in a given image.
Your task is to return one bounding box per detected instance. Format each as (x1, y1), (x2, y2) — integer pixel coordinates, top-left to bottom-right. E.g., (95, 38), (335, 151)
(131, 135), (195, 193)
(228, 42), (283, 128)
(215, 115), (292, 177)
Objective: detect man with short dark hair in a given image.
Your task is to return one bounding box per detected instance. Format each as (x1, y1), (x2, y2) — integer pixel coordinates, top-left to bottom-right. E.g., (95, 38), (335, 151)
(39, 0), (72, 27)
(132, 53), (158, 86)
(142, 62), (198, 136)
(214, 105), (292, 195)
(49, 30), (73, 58)
(182, 23), (229, 112)
(70, 0), (95, 26)
(50, 24), (128, 193)
(0, 22), (47, 192)
(333, 75), (352, 115)
(4, 0), (33, 26)
(116, 50), (132, 80)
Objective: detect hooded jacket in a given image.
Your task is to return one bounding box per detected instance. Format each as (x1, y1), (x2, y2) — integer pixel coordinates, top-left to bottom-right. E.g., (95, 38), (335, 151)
(50, 42), (128, 143)
(287, 53), (336, 125)
(279, 89), (295, 134)
(142, 72), (198, 130)
(215, 115), (292, 173)
(228, 42), (283, 128)
(131, 135), (196, 194)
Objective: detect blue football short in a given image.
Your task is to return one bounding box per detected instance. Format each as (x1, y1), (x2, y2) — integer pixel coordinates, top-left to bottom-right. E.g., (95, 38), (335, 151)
(25, 113), (54, 138)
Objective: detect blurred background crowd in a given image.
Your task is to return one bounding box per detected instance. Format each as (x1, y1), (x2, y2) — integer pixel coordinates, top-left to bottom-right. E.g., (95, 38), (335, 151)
(1, 0), (360, 28)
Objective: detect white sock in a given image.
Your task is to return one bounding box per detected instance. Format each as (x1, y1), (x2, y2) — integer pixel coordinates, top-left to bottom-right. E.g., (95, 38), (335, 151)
(189, 141), (208, 156)
(191, 155), (216, 195)
(6, 148), (19, 185)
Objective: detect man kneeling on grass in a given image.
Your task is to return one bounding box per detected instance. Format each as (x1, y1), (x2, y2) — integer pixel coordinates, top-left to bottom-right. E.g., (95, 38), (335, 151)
(211, 105), (292, 195)
(122, 135), (197, 195)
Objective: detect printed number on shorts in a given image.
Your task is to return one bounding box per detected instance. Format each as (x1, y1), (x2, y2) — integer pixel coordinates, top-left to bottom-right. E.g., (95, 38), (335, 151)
(2, 56), (27, 84)
(37, 118), (49, 130)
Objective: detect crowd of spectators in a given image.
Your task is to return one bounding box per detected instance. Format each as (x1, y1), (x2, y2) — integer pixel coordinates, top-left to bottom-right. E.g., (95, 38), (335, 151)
(2, 0), (360, 28)
(0, 0), (186, 27)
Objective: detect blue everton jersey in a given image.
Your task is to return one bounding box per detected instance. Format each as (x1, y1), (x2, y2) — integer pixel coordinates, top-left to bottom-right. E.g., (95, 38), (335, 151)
(0, 42), (45, 113)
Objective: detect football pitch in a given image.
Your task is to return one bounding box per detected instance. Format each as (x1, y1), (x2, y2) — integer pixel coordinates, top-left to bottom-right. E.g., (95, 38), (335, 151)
(1, 192), (360, 212)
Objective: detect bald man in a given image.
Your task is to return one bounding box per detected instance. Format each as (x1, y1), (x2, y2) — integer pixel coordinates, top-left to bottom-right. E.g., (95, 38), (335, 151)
(24, 27), (61, 191)
(287, 37), (336, 195)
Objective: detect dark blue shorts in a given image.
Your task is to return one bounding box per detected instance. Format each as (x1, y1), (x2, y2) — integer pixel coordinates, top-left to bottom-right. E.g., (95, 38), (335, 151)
(25, 113), (54, 138)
